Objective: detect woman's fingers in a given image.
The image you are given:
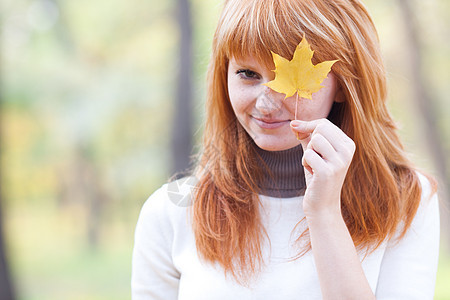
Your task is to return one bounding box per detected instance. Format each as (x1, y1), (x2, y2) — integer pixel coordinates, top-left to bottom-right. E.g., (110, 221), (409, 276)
(302, 148), (327, 175)
(291, 118), (356, 175)
(308, 132), (338, 162)
(290, 119), (356, 160)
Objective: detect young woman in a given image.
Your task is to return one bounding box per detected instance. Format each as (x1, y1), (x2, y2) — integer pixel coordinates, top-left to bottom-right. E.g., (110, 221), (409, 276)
(132, 0), (440, 299)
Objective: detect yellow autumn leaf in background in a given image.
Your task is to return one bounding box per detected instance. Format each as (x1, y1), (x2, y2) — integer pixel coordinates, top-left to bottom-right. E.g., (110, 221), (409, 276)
(264, 37), (337, 100)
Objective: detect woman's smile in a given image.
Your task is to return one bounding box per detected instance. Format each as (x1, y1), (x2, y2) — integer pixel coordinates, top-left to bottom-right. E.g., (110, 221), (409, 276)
(251, 116), (291, 129)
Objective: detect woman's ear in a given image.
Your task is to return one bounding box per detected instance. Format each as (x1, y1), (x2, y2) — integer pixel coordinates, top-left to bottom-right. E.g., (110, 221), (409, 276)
(334, 85), (345, 103)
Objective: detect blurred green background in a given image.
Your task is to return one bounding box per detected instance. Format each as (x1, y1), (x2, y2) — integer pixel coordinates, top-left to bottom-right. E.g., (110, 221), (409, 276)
(1, 0), (449, 299)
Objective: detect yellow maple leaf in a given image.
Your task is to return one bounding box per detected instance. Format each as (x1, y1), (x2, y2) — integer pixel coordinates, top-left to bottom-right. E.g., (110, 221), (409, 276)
(263, 37), (337, 100)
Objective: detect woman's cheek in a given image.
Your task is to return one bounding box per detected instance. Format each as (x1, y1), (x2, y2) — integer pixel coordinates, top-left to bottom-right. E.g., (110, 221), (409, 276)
(229, 89), (246, 110)
(294, 100), (317, 121)
(234, 86), (259, 108)
(295, 99), (334, 121)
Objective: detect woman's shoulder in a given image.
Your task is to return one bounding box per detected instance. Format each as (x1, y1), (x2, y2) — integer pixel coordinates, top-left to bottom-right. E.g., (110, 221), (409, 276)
(399, 170), (439, 239)
(416, 170), (434, 192)
(137, 175), (198, 223)
(415, 170), (438, 209)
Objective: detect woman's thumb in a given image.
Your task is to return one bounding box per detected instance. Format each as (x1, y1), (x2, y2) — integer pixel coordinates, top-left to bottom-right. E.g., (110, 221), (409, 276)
(290, 120), (311, 149)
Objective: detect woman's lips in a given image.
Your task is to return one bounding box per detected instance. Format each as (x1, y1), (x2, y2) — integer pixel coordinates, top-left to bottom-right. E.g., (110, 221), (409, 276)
(252, 117), (290, 129)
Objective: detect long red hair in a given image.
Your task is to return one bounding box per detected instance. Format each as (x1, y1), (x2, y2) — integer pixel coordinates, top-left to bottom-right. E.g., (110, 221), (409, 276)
(188, 0), (436, 286)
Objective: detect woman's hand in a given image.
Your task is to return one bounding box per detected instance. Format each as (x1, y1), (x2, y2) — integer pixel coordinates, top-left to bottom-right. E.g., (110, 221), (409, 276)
(290, 118), (356, 219)
(290, 119), (375, 300)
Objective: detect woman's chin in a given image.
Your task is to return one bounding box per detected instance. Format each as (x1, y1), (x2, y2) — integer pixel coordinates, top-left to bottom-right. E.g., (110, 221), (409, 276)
(252, 135), (300, 152)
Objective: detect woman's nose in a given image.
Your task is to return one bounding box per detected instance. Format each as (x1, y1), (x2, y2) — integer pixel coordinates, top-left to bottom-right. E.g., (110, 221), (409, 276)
(255, 86), (282, 115)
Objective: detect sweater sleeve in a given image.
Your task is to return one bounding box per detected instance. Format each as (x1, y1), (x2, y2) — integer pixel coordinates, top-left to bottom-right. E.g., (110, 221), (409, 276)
(131, 185), (180, 300)
(375, 174), (440, 300)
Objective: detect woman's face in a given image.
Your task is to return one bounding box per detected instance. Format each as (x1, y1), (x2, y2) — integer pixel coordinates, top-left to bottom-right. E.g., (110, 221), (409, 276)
(227, 55), (339, 151)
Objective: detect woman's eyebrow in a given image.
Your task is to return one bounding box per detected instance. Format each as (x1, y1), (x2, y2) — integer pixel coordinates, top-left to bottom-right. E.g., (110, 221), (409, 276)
(232, 62), (260, 71)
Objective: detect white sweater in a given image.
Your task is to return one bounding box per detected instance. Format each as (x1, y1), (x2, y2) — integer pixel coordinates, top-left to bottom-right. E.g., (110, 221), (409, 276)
(131, 174), (439, 299)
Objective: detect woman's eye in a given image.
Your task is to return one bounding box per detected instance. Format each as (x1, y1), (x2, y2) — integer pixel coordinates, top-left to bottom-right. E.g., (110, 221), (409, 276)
(236, 69), (260, 80)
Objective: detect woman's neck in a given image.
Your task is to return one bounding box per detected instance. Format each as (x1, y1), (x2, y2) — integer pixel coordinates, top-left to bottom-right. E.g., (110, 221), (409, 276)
(253, 142), (306, 198)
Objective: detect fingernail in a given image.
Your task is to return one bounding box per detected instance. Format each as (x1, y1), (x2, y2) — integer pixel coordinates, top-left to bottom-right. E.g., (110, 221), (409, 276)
(290, 120), (303, 128)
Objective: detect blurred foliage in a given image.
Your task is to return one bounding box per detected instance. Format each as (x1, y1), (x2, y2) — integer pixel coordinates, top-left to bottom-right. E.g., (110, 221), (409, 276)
(0, 0), (449, 299)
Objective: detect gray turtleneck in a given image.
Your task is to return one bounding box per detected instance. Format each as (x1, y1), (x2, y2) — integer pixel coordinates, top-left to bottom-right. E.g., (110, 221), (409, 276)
(253, 142), (306, 198)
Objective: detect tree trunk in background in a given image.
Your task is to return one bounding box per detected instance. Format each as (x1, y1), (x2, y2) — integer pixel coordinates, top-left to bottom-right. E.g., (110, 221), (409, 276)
(0, 80), (15, 299)
(171, 0), (193, 179)
(396, 0), (449, 241)
(0, 205), (15, 300)
(57, 144), (106, 251)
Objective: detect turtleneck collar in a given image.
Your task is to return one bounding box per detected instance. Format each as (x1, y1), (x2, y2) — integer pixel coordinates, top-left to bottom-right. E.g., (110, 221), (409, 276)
(252, 142), (306, 198)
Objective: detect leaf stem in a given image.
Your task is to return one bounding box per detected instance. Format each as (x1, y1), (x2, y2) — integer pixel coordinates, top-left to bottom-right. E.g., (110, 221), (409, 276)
(295, 92), (300, 140)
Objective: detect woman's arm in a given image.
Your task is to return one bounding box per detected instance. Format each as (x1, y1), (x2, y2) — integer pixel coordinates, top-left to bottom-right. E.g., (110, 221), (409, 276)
(306, 211), (376, 299)
(291, 119), (376, 299)
(132, 187), (180, 300)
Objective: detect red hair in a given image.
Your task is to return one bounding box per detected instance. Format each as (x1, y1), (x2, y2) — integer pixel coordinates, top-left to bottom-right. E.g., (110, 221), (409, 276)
(189, 0), (437, 286)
